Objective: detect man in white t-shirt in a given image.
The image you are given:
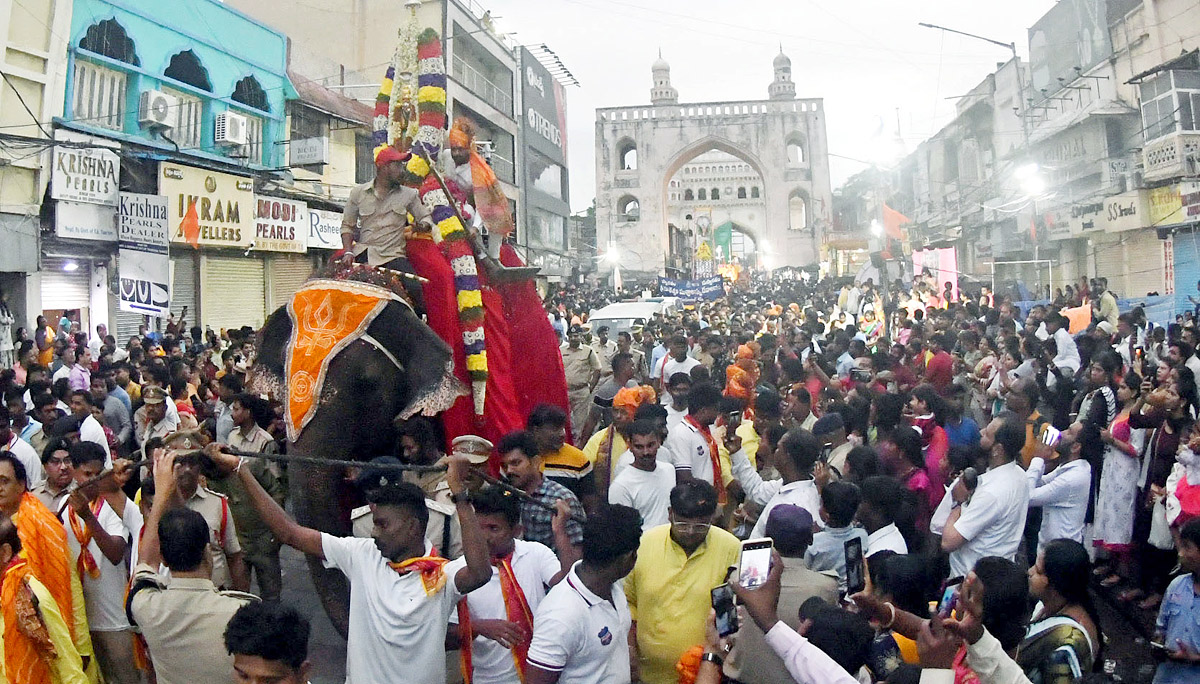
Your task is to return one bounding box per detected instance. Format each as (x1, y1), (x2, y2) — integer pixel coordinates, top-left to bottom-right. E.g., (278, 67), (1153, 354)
(663, 373), (691, 430)
(70, 390), (111, 463)
(527, 504), (642, 684)
(609, 420), (675, 531)
(653, 336), (700, 398)
(1, 405), (42, 486)
(207, 446), (494, 684)
(64, 441), (143, 684)
(447, 485), (573, 684)
(663, 384), (725, 486)
(932, 417), (1030, 578)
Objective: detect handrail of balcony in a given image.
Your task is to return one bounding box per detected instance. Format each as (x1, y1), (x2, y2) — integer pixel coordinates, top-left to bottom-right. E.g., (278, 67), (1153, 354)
(451, 55), (513, 116)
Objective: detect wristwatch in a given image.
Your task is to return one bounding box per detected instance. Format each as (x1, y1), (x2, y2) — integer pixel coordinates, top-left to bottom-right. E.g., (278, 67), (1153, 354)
(701, 651), (723, 667)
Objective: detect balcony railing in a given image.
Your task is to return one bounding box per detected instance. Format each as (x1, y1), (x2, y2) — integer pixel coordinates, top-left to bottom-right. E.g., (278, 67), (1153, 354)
(1143, 131), (1200, 182)
(451, 56), (513, 117)
(488, 152), (514, 184)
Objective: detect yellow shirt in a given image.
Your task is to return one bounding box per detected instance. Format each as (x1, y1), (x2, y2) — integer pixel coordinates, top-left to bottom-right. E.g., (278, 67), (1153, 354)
(625, 524), (741, 684)
(716, 421), (762, 488)
(0, 574), (90, 684)
(125, 381), (141, 404)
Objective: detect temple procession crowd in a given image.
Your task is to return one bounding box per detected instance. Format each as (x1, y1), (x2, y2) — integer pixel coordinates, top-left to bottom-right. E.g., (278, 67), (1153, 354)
(0, 269), (1199, 684)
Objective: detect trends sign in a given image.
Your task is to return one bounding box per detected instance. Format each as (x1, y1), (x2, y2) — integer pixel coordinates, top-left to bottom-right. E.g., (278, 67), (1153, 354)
(520, 47), (568, 166)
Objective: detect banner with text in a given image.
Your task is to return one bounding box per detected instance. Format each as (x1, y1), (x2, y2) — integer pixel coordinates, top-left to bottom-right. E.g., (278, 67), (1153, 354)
(159, 163), (254, 248)
(118, 193), (171, 317)
(307, 208), (342, 249)
(253, 196), (308, 253)
(658, 275), (724, 301)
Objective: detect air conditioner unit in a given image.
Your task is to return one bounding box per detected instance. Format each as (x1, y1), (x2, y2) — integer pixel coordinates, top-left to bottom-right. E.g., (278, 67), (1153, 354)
(138, 90), (177, 129)
(214, 112), (248, 147)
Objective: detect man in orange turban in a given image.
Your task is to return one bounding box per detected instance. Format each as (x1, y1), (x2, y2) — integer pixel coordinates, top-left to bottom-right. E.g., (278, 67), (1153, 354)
(445, 118), (515, 258)
(582, 385), (655, 499)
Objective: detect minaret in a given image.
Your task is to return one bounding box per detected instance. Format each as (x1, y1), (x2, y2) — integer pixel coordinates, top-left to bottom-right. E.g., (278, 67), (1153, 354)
(651, 50), (678, 105)
(769, 46), (796, 100)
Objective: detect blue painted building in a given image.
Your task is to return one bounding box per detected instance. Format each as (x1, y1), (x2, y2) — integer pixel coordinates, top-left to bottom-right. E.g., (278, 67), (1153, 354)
(45, 0), (300, 337)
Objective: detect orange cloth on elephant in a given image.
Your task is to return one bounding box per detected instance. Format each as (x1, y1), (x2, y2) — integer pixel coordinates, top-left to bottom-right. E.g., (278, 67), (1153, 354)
(449, 118), (515, 238)
(13, 492), (75, 642)
(2, 556), (55, 684)
(284, 280), (396, 441)
(613, 386), (656, 419)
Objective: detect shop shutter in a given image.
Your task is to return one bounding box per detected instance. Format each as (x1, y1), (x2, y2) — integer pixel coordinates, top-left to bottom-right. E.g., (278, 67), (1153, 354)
(202, 255), (266, 332)
(113, 309), (143, 346)
(268, 254), (316, 313)
(170, 253), (198, 322)
(41, 259), (92, 310)
(1093, 234), (1125, 298)
(1125, 230), (1166, 299)
(1174, 229), (1200, 317)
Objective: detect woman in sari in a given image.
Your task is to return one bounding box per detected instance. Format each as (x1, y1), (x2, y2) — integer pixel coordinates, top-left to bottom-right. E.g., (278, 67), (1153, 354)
(1018, 539), (1100, 683)
(1093, 372), (1144, 587)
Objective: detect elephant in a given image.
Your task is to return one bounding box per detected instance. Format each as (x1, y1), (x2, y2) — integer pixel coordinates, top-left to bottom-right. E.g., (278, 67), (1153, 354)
(249, 291), (463, 636)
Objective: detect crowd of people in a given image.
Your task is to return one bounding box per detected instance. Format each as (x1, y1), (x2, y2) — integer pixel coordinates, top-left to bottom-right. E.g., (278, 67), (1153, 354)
(0, 268), (1195, 684)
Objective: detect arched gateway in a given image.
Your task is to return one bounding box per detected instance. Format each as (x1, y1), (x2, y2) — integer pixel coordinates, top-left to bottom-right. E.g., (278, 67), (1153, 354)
(595, 51), (833, 278)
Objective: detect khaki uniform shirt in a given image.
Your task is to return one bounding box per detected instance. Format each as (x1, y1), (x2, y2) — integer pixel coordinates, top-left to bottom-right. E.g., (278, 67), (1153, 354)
(227, 424), (281, 479)
(183, 486), (241, 589)
(204, 458), (284, 556)
(341, 182), (433, 264)
(561, 344), (601, 391)
(592, 339), (619, 377)
(128, 563), (256, 684)
(28, 426), (50, 462)
(31, 480), (76, 517)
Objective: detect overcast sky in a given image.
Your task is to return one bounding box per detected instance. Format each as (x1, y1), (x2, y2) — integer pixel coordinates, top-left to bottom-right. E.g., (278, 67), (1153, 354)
(485, 0), (1058, 212)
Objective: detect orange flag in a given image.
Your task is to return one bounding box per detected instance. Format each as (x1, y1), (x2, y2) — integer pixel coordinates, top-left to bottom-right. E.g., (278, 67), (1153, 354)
(179, 199), (200, 249)
(882, 204), (911, 240)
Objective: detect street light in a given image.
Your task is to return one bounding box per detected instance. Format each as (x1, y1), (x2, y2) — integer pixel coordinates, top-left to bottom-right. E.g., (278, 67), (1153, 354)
(918, 22), (1027, 142)
(1014, 162), (1045, 197)
(870, 219), (884, 237)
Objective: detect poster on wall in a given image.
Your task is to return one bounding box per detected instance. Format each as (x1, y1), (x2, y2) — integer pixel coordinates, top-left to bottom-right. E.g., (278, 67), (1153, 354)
(118, 193), (170, 317)
(253, 196), (308, 253)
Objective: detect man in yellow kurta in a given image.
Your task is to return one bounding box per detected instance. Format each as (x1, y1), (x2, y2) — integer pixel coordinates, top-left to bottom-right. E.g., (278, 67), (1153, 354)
(624, 480), (740, 684)
(0, 516), (88, 684)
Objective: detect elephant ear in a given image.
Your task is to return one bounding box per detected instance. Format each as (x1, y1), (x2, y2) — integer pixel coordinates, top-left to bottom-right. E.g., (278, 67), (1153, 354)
(372, 300), (467, 420)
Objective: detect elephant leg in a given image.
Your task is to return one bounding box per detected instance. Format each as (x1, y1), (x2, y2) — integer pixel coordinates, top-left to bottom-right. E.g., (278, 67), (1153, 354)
(288, 459), (354, 638)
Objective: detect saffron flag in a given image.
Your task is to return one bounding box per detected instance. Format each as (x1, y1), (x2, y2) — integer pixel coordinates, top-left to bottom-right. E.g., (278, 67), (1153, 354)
(882, 204), (911, 240)
(179, 199), (200, 249)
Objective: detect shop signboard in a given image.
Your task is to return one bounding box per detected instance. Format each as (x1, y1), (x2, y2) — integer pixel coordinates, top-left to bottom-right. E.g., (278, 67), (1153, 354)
(118, 192), (170, 317)
(56, 201), (117, 241)
(307, 208), (343, 249)
(253, 196), (308, 253)
(159, 163), (254, 248)
(51, 146), (119, 206)
(1102, 190), (1148, 233)
(1149, 184), (1184, 227)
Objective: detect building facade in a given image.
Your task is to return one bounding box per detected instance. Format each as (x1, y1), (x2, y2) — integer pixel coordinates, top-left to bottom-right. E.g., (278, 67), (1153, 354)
(594, 52), (833, 280)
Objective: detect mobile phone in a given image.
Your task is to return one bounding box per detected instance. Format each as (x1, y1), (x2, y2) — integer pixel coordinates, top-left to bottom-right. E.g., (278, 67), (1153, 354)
(819, 443), (833, 464)
(850, 367), (871, 382)
(711, 583), (739, 637)
(1135, 346), (1145, 362)
(844, 537), (865, 594)
(938, 576), (964, 618)
(738, 538), (773, 589)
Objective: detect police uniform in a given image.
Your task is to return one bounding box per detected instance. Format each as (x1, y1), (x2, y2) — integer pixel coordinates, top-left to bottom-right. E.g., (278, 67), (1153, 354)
(31, 479), (75, 517)
(127, 563), (257, 684)
(183, 485), (242, 589)
(205, 456), (285, 601)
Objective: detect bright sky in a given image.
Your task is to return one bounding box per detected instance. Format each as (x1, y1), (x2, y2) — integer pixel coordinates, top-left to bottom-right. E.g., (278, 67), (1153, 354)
(485, 0), (1058, 213)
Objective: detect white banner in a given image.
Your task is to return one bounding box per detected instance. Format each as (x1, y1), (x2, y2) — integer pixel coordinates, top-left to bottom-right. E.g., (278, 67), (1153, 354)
(118, 193), (171, 318)
(56, 201), (117, 241)
(307, 208), (342, 249)
(253, 196), (308, 253)
(51, 146), (120, 206)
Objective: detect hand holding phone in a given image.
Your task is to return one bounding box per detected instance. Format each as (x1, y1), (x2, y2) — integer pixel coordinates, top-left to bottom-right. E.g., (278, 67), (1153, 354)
(937, 577), (964, 618)
(711, 583), (738, 637)
(844, 538), (865, 595)
(738, 538), (773, 589)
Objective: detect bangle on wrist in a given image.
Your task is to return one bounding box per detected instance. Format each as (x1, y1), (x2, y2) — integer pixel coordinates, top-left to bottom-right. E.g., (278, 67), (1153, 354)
(882, 602), (897, 630)
(700, 651), (723, 667)
(234, 457), (247, 474)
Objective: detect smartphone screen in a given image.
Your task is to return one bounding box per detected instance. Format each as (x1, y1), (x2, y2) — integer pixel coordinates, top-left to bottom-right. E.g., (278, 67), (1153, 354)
(844, 538), (865, 594)
(711, 583), (738, 637)
(938, 577), (964, 618)
(738, 538), (773, 589)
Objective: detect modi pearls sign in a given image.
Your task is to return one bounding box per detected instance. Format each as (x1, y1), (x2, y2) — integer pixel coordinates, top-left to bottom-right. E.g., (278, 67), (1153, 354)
(159, 163), (253, 248)
(51, 146), (119, 206)
(118, 193), (170, 317)
(254, 196), (308, 253)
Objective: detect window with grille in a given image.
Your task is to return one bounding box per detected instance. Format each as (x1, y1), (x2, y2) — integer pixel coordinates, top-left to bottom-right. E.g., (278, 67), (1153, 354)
(164, 89), (203, 150)
(73, 61), (126, 130)
(240, 115), (264, 165)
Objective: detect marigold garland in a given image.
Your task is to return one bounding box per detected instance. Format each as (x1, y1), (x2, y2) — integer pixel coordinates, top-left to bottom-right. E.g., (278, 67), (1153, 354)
(372, 27), (488, 417)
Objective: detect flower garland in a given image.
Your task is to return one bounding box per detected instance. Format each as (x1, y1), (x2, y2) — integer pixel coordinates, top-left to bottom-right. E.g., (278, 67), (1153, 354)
(372, 28), (488, 417)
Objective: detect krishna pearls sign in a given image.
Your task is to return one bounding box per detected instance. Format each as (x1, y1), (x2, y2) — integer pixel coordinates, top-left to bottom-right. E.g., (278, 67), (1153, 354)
(51, 146), (120, 206)
(159, 163), (254, 248)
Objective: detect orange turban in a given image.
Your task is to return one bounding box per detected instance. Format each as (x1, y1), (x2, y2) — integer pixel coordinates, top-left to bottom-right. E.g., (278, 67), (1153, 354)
(613, 385), (656, 418)
(724, 365), (755, 403)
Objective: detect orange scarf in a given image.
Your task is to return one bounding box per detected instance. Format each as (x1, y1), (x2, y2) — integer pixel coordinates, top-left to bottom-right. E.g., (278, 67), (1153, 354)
(15, 492), (75, 641)
(685, 415), (726, 505)
(458, 553), (534, 683)
(2, 556), (54, 684)
(68, 498), (105, 580)
(388, 555), (449, 596)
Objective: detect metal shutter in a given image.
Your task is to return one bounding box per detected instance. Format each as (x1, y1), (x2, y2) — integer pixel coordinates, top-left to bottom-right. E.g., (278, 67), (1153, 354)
(113, 309), (143, 345)
(41, 259), (92, 309)
(267, 254), (315, 313)
(170, 253), (198, 322)
(1174, 229), (1200, 317)
(1125, 230), (1166, 298)
(1093, 234), (1126, 298)
(201, 255), (266, 331)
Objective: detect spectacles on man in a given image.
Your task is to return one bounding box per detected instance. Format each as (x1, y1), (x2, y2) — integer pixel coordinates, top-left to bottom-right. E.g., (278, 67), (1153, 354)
(672, 521), (711, 534)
